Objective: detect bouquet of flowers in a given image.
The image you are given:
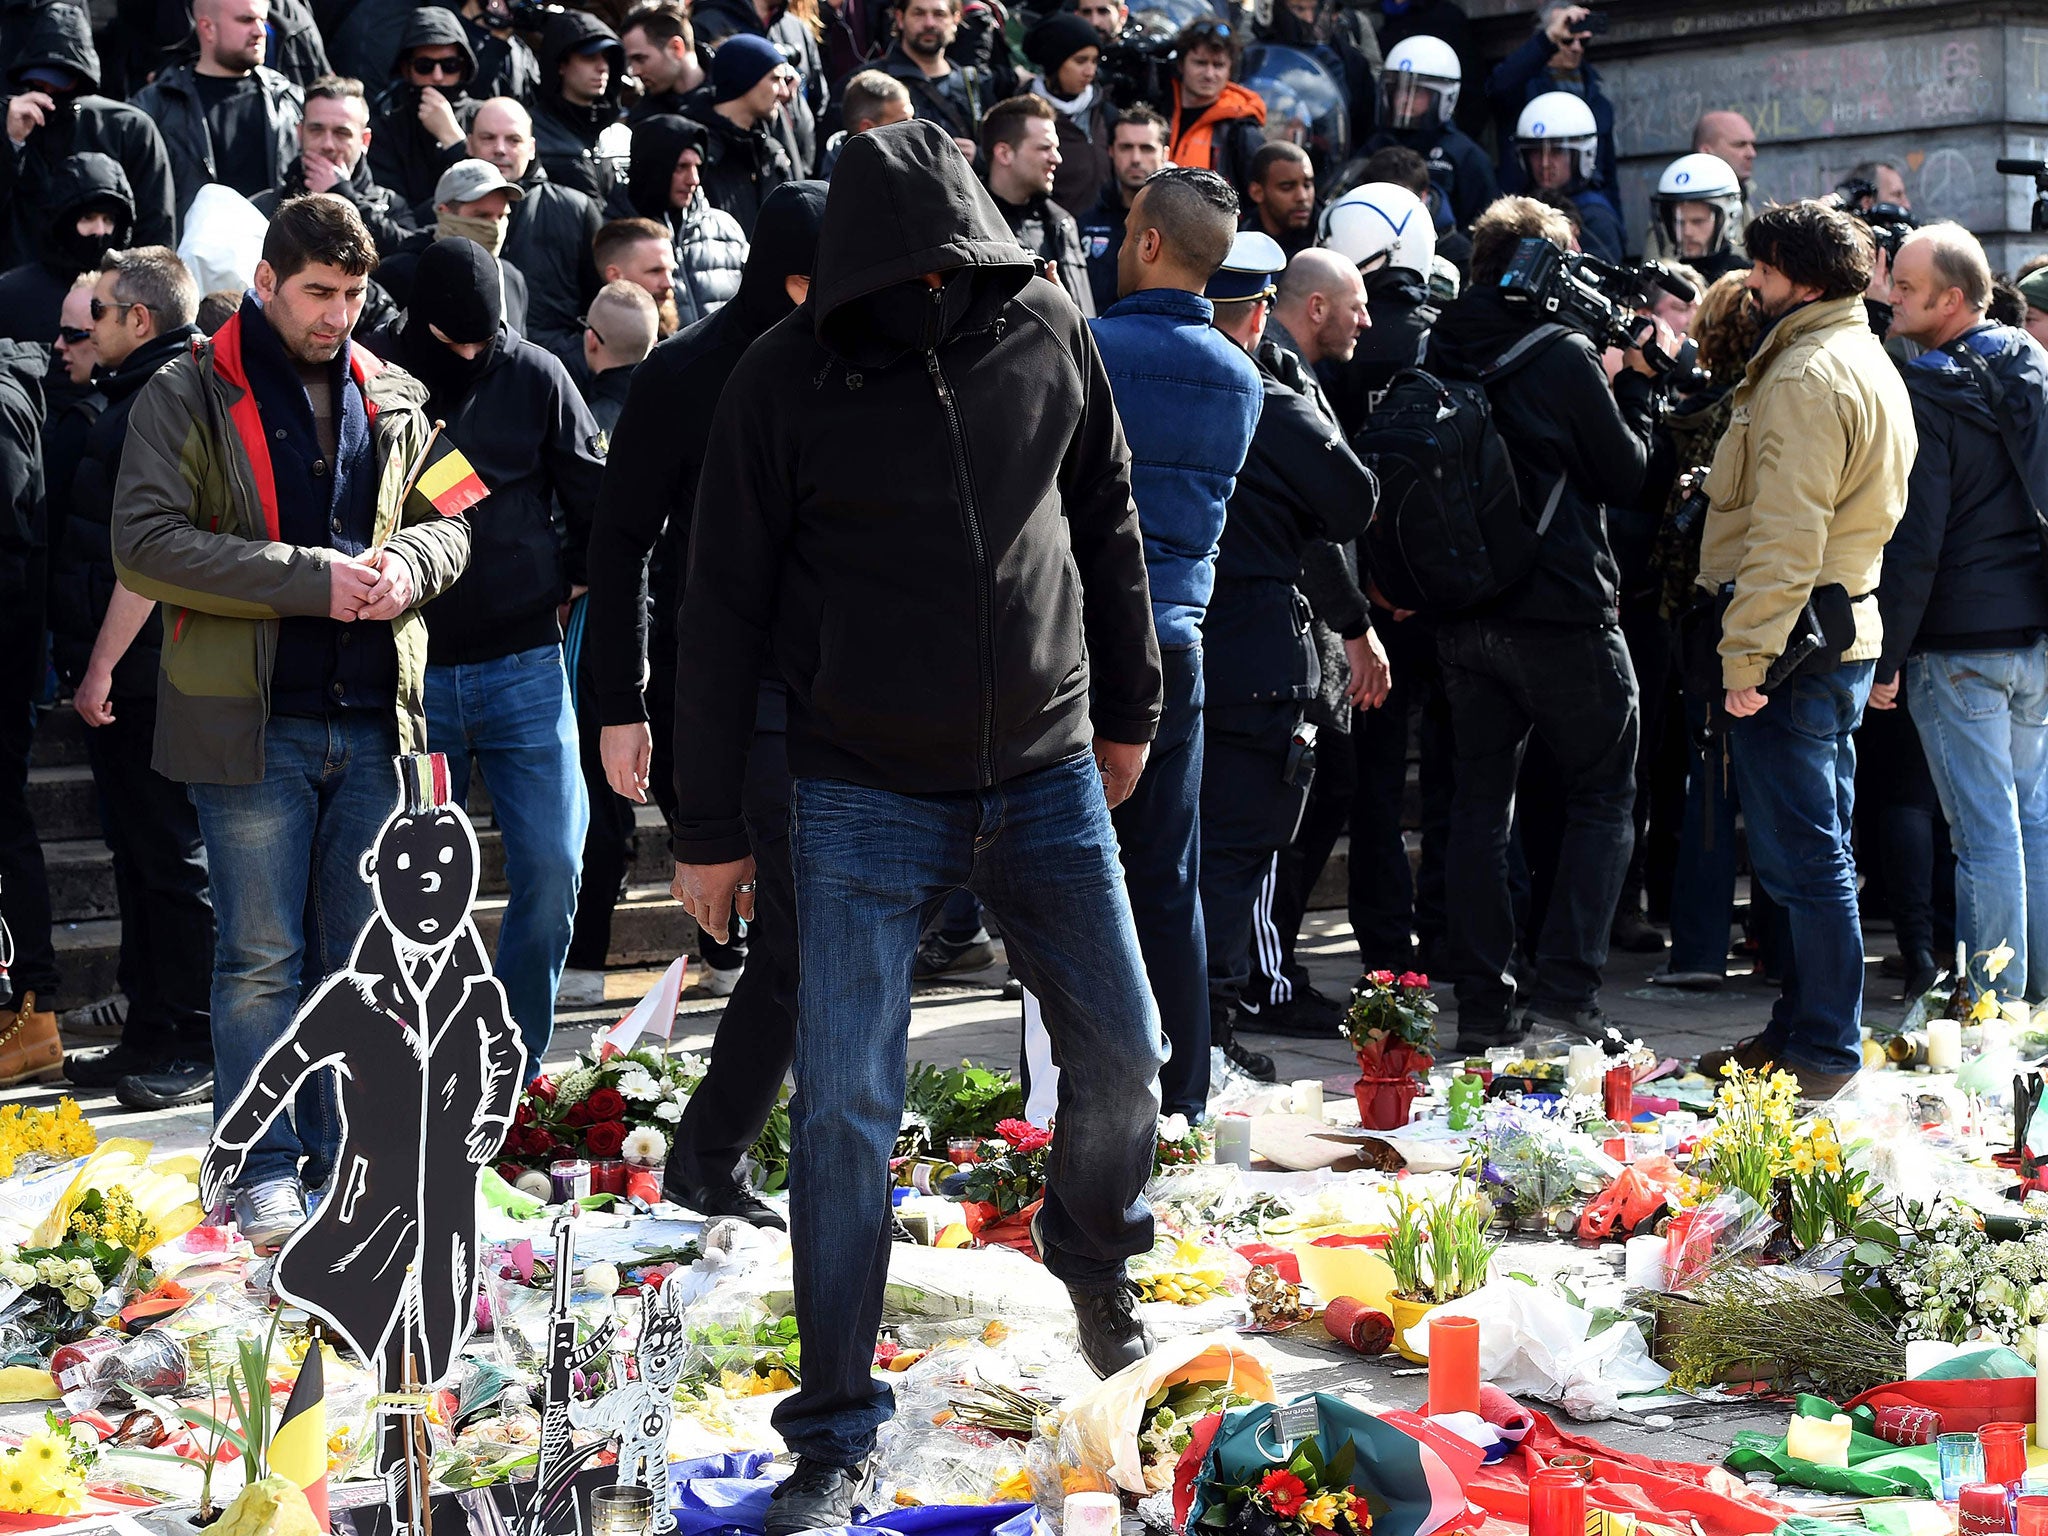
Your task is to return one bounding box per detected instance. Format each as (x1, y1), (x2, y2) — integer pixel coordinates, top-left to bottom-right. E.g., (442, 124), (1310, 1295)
(959, 1120), (1053, 1217)
(0, 1188), (162, 1343)
(0, 1099), (96, 1179)
(1784, 1117), (1875, 1253)
(1691, 1064), (1799, 1210)
(1198, 1452), (1374, 1536)
(1343, 973), (1435, 1131)
(1139, 1381), (1259, 1494)
(1155, 1114), (1213, 1174)
(0, 1415), (93, 1516)
(897, 1062), (1026, 1159)
(1881, 1207), (2048, 1357)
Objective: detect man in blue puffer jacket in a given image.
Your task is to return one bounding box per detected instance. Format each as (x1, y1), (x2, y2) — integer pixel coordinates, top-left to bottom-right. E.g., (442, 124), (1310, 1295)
(1088, 165), (1263, 1110)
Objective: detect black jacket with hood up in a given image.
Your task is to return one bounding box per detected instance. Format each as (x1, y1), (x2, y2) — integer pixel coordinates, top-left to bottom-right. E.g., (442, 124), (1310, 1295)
(368, 6), (479, 207)
(670, 121), (1160, 862)
(610, 114), (749, 330)
(587, 179), (829, 728)
(441, 0), (541, 104)
(0, 151), (133, 344)
(533, 10), (625, 201)
(1878, 322), (2048, 680)
(1422, 282), (1655, 628)
(0, 338), (43, 609)
(0, 5), (175, 262)
(132, 59), (301, 217)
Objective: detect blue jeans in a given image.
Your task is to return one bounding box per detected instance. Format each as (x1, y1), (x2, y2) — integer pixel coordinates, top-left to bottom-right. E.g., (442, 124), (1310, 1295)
(774, 754), (1164, 1466)
(1668, 693), (1740, 976)
(425, 644), (588, 1061)
(189, 712), (397, 1189)
(1908, 640), (2048, 1000)
(1727, 661), (1873, 1077)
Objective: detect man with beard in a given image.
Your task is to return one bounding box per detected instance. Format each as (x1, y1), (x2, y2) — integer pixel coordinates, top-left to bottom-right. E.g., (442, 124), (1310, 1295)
(469, 97), (603, 366)
(0, 5), (174, 263)
(583, 182), (826, 1225)
(883, 0), (987, 160)
(367, 8), (478, 206)
(373, 158), (531, 333)
(367, 237), (607, 1062)
(133, 0), (301, 215)
(1243, 142), (1315, 256)
(254, 76), (417, 256)
(1078, 103), (1163, 313)
(532, 10), (626, 201)
(0, 152), (131, 343)
(593, 218), (681, 338)
(684, 36), (794, 237)
(608, 116), (748, 331)
(982, 94), (1091, 316)
(620, 3), (705, 123)
(112, 196), (475, 1246)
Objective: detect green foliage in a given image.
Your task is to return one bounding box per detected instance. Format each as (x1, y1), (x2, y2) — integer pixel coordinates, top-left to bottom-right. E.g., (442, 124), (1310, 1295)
(897, 1062), (1025, 1158)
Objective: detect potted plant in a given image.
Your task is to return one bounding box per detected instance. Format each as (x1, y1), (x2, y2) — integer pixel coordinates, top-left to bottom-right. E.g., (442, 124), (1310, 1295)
(1382, 1180), (1497, 1362)
(1341, 972), (1436, 1131)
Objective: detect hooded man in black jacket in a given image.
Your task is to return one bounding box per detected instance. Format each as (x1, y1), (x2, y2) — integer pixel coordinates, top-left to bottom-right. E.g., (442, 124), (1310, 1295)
(532, 9), (625, 201)
(0, 151), (131, 343)
(608, 113), (750, 331)
(1418, 195), (1658, 1050)
(1875, 224), (2048, 1000)
(0, 5), (176, 262)
(586, 180), (827, 1230)
(668, 121), (1163, 1531)
(444, 0), (540, 103)
(469, 96), (603, 364)
(368, 6), (479, 207)
(368, 238), (607, 1061)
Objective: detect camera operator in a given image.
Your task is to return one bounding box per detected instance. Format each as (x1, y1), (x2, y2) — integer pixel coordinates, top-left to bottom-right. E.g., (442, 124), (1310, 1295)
(1692, 201), (1915, 1098)
(1421, 195), (1660, 1050)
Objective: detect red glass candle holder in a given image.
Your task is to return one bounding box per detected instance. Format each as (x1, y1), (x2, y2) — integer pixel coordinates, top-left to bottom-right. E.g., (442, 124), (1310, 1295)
(1960, 1483), (2012, 1536)
(589, 1158), (628, 1197)
(1983, 1421), (2028, 1486)
(2015, 1494), (2048, 1536)
(1602, 1061), (1634, 1122)
(1529, 1469), (1586, 1536)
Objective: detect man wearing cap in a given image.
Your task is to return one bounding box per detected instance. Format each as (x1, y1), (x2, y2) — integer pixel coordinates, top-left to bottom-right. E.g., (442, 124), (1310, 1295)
(1202, 235), (1376, 1039)
(982, 95), (1093, 318)
(365, 237), (607, 1062)
(1085, 165), (1264, 1111)
(373, 158), (533, 335)
(533, 10), (627, 201)
(684, 35), (796, 236)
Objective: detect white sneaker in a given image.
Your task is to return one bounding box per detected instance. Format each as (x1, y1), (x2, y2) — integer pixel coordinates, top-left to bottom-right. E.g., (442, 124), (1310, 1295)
(60, 994), (128, 1038)
(692, 963), (743, 998)
(557, 968), (609, 1007)
(232, 1177), (307, 1250)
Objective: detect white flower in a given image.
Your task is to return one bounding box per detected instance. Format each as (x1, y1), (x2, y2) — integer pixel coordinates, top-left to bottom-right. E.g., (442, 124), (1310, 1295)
(616, 1070), (661, 1103)
(61, 1287), (95, 1311)
(0, 1262), (33, 1288)
(654, 1100), (683, 1123)
(623, 1127), (668, 1162)
(554, 1067), (598, 1107)
(1158, 1114), (1190, 1142)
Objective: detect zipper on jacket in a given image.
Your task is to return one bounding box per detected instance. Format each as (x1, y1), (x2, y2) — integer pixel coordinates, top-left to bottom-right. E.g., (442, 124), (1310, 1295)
(923, 286), (997, 789)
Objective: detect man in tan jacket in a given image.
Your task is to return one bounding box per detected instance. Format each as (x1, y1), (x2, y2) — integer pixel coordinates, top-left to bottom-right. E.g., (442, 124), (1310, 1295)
(1695, 199), (1916, 1099)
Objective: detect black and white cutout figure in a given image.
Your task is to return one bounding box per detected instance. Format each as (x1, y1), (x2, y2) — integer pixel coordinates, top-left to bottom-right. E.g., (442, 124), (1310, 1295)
(200, 755), (528, 1520)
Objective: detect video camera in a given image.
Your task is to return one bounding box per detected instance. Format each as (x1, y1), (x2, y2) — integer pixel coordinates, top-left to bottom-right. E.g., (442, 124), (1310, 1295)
(1830, 177), (1917, 259)
(1098, 23), (1179, 109)
(1497, 237), (1700, 378)
(1997, 158), (2048, 234)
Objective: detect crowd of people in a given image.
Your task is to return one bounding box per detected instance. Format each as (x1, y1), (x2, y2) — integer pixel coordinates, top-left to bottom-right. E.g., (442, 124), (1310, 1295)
(3, 0), (2048, 1522)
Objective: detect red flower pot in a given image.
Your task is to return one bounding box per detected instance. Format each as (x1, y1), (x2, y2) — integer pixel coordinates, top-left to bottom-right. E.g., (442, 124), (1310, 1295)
(1353, 1075), (1422, 1131)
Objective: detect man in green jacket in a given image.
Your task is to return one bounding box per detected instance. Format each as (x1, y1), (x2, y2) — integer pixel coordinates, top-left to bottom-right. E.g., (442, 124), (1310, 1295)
(1695, 199), (1915, 1100)
(113, 194), (475, 1246)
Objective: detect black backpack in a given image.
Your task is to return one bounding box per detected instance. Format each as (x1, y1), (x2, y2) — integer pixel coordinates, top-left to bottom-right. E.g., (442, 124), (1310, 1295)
(1354, 324), (1568, 616)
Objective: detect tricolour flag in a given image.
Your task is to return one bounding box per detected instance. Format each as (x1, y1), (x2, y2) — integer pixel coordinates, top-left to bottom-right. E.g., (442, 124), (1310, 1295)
(598, 955), (689, 1057)
(269, 1340), (328, 1531)
(408, 436), (489, 519)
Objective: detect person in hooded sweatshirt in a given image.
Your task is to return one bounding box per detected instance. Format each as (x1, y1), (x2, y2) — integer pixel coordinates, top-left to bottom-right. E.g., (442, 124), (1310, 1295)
(684, 34), (794, 237)
(532, 10), (626, 202)
(468, 95), (603, 365)
(584, 179), (825, 1230)
(0, 6), (175, 263)
(253, 75), (418, 255)
(131, 0), (302, 215)
(667, 123), (1163, 1530)
(0, 151), (132, 343)
(608, 113), (748, 331)
(366, 237), (607, 1062)
(367, 7), (480, 207)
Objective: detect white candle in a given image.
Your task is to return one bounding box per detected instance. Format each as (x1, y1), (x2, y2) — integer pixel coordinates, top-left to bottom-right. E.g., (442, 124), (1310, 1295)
(1567, 1044), (1605, 1098)
(1213, 1113), (1252, 1169)
(2037, 1325), (2048, 1436)
(1927, 1017), (1962, 1072)
(1064, 1493), (1120, 1536)
(1290, 1078), (1324, 1117)
(1623, 1234), (1667, 1291)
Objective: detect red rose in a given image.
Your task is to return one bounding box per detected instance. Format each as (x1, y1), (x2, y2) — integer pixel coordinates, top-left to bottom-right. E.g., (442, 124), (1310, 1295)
(1367, 969), (1395, 988)
(1398, 971), (1429, 991)
(495, 1162), (523, 1185)
(529, 1076), (558, 1103)
(520, 1127), (557, 1157)
(587, 1087), (628, 1122)
(1258, 1471), (1307, 1519)
(565, 1102), (594, 1128)
(585, 1121), (628, 1159)
(514, 1102), (534, 1128)
(995, 1118), (1052, 1153)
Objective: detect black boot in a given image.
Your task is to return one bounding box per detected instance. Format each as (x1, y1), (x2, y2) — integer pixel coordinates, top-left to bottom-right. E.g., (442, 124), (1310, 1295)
(1213, 1001), (1275, 1082)
(763, 1459), (863, 1536)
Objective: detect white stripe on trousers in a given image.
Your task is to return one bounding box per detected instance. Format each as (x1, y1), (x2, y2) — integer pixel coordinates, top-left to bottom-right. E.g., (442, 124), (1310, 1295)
(1247, 852), (1291, 1009)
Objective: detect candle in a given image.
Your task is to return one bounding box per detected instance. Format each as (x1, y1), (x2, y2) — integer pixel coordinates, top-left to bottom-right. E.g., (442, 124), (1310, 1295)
(549, 1157), (590, 1203)
(1939, 1433), (1986, 1502)
(1622, 1234), (1667, 1292)
(1063, 1493), (1120, 1536)
(1982, 1421), (2027, 1485)
(589, 1159), (627, 1197)
(1290, 1079), (1324, 1117)
(1528, 1469), (1586, 1536)
(1786, 1412), (1853, 1468)
(2017, 1496), (2048, 1536)
(1959, 1483), (2011, 1535)
(1661, 1111), (1698, 1151)
(1928, 1017), (1963, 1072)
(1427, 1314), (1481, 1417)
(2037, 1324), (2048, 1439)
(1213, 1113), (1252, 1169)
(1566, 1044), (1604, 1098)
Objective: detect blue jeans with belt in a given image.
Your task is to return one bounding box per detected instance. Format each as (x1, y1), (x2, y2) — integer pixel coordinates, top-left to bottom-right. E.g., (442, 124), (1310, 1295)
(772, 753), (1163, 1467)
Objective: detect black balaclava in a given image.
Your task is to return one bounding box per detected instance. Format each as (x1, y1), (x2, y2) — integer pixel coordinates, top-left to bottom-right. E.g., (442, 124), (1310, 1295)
(399, 237), (503, 406)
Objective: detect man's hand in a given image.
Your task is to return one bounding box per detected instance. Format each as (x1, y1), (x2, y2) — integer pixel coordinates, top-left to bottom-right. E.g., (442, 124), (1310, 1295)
(74, 663), (115, 727)
(329, 557), (379, 621)
(602, 722), (653, 803)
(673, 856), (756, 947)
(952, 136), (978, 162)
(417, 86), (463, 148)
(6, 91), (52, 145)
(1544, 4), (1588, 43)
(301, 154), (344, 193)
(1869, 677), (1900, 711)
(356, 548), (417, 620)
(1725, 686), (1768, 718)
(1622, 316), (1677, 377)
(1344, 630), (1392, 709)
(1093, 737), (1149, 809)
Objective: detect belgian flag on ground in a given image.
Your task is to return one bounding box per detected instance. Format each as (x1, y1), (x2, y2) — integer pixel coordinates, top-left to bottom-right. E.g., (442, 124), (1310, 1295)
(269, 1340), (328, 1531)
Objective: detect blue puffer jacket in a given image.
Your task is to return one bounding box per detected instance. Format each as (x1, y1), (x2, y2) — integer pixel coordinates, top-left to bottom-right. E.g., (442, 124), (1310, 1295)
(1090, 288), (1262, 647)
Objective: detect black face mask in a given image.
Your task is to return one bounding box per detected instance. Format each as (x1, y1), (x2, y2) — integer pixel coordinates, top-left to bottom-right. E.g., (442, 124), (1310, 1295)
(56, 227), (117, 273)
(400, 313), (498, 407)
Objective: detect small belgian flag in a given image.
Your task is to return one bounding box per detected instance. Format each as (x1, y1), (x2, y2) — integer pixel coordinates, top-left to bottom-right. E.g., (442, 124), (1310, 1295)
(404, 426), (489, 520)
(269, 1338), (328, 1531)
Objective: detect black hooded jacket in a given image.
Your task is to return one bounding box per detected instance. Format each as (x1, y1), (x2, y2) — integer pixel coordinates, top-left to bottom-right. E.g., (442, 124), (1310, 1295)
(1878, 322), (2048, 679)
(440, 0), (540, 103)
(264, 0), (334, 86)
(132, 59), (301, 215)
(48, 323), (200, 698)
(0, 5), (175, 262)
(0, 151), (133, 344)
(533, 9), (624, 200)
(253, 149), (418, 254)
(1423, 283), (1655, 628)
(611, 114), (749, 329)
(0, 339), (43, 602)
(669, 121), (1160, 861)
(502, 158), (603, 365)
(681, 95), (793, 238)
(368, 6), (479, 207)
(376, 229), (532, 335)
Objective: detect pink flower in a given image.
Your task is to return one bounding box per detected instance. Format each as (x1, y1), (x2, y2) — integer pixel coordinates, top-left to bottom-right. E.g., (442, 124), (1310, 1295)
(995, 1118), (1053, 1153)
(1397, 971), (1429, 991)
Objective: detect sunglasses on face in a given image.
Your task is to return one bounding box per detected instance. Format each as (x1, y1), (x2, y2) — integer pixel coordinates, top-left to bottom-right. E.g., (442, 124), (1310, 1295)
(578, 314), (606, 348)
(88, 298), (147, 322)
(408, 54), (464, 76)
(56, 326), (91, 345)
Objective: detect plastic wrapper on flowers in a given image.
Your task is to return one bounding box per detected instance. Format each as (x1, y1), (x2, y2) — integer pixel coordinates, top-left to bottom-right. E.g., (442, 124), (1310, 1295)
(1663, 1187), (1774, 1294)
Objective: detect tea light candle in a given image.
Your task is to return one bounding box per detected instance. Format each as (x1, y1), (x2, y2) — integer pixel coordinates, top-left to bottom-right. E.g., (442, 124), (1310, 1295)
(1213, 1113), (1252, 1169)
(1063, 1493), (1120, 1536)
(1290, 1078), (1324, 1117)
(1928, 1017), (1962, 1072)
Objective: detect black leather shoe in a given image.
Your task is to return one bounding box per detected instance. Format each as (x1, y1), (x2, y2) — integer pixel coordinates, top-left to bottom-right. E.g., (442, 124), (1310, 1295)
(64, 1043), (165, 1089)
(1213, 1003), (1276, 1082)
(668, 1176), (787, 1230)
(764, 1459), (863, 1536)
(114, 1059), (214, 1109)
(1069, 1280), (1154, 1379)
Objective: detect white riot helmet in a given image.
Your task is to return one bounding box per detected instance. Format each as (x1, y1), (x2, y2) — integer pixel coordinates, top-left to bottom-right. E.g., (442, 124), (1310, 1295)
(1319, 182), (1434, 280)
(1513, 91), (1598, 192)
(1380, 35), (1460, 129)
(1653, 152), (1745, 258)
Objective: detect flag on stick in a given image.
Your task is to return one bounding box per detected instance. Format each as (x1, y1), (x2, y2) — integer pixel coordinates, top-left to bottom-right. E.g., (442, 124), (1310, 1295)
(269, 1337), (328, 1531)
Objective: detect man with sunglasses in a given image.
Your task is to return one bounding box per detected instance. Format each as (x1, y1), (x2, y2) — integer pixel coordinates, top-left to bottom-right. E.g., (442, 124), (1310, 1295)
(133, 0), (302, 216)
(368, 8), (480, 206)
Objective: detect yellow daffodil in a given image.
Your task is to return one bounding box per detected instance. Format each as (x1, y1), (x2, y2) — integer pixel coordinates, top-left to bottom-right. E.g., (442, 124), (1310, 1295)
(1972, 991), (2001, 1022)
(1986, 942), (2017, 980)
